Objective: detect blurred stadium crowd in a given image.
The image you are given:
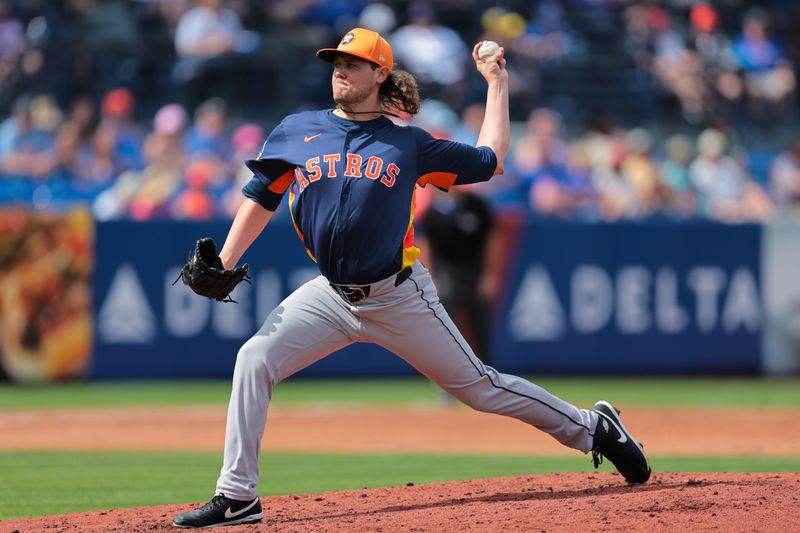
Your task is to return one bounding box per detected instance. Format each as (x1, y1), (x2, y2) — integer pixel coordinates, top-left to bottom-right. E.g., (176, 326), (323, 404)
(1, 0), (800, 222)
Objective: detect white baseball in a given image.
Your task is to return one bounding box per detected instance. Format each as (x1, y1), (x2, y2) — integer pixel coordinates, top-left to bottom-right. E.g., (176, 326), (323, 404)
(478, 40), (500, 60)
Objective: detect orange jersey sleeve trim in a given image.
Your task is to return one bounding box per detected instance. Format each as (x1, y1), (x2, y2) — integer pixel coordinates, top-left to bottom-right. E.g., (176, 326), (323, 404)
(288, 185), (317, 263)
(268, 169), (296, 194)
(417, 171), (457, 191)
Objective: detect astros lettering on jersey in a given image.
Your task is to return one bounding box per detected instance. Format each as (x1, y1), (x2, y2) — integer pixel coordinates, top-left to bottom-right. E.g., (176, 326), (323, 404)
(242, 109), (497, 285)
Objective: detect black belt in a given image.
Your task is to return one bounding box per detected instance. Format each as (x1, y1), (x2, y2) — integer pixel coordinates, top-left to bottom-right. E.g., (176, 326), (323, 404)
(330, 266), (412, 304)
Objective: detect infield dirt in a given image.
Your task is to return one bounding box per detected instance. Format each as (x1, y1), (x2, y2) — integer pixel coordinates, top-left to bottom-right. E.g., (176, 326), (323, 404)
(2, 404), (799, 531)
(2, 472), (798, 532)
(3, 404), (800, 455)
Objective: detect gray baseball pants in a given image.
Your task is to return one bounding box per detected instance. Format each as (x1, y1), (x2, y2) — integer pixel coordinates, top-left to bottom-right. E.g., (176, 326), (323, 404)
(215, 261), (599, 500)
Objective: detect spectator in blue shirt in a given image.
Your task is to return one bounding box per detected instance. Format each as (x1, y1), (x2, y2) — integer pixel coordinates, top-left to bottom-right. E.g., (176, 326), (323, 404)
(733, 9), (796, 119)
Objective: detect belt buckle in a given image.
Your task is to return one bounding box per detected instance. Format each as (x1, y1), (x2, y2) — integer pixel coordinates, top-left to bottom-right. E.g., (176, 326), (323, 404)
(332, 284), (369, 303)
(344, 286), (368, 303)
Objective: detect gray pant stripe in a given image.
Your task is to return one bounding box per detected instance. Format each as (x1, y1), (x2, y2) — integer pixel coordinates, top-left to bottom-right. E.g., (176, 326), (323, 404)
(408, 274), (593, 435)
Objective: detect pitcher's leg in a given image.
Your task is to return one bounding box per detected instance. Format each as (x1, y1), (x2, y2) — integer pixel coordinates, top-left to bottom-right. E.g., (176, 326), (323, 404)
(216, 276), (357, 500)
(365, 265), (597, 452)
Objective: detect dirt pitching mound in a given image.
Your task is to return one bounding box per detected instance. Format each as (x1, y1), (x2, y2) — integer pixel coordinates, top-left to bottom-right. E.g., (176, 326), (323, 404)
(4, 472), (798, 532)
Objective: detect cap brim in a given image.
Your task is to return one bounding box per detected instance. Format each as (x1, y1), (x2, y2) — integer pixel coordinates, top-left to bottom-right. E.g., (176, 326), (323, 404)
(316, 48), (378, 65)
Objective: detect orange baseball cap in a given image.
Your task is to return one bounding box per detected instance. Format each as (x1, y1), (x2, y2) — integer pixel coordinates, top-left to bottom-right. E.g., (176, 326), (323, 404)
(316, 28), (393, 71)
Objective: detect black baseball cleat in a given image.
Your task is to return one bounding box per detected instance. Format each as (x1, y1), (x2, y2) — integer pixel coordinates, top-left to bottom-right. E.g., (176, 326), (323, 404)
(591, 400), (651, 484)
(172, 493), (263, 528)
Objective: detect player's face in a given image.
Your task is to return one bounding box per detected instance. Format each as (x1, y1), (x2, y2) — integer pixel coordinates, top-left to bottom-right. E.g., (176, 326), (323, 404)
(331, 55), (385, 107)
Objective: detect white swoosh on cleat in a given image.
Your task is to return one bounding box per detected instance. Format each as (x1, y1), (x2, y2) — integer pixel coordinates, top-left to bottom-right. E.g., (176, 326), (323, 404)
(224, 499), (259, 519)
(600, 412), (628, 444)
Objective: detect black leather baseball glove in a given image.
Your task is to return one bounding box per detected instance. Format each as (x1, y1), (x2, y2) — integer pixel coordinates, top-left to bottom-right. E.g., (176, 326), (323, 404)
(175, 238), (250, 303)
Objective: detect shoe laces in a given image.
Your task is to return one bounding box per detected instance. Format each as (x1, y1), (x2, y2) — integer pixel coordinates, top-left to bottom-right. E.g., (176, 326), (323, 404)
(591, 448), (604, 468)
(591, 417), (607, 468)
(199, 494), (227, 511)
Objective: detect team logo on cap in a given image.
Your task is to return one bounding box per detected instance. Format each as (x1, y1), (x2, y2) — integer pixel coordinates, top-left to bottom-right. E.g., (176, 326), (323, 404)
(342, 32), (355, 44)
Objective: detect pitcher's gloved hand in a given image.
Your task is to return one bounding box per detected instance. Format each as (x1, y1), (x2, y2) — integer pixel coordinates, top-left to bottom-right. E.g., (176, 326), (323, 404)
(175, 238), (250, 303)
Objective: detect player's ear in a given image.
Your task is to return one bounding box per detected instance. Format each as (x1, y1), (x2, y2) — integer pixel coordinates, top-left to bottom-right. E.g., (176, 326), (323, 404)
(375, 66), (390, 84)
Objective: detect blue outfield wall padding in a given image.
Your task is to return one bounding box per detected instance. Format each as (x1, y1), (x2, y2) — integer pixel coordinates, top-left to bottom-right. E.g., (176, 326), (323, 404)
(91, 219), (415, 379)
(493, 218), (762, 375)
(91, 218), (763, 379)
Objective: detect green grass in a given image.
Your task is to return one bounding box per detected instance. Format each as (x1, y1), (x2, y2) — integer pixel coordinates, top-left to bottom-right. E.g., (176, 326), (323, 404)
(0, 377), (798, 410)
(0, 378), (796, 520)
(2, 450), (799, 520)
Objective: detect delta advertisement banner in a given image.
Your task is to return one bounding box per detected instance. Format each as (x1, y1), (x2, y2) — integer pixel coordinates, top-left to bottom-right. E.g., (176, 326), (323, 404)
(0, 212), (767, 381)
(91, 219), (412, 379)
(494, 220), (762, 374)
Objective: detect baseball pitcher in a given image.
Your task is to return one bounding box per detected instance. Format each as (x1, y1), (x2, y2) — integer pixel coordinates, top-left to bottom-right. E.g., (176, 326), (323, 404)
(173, 28), (651, 528)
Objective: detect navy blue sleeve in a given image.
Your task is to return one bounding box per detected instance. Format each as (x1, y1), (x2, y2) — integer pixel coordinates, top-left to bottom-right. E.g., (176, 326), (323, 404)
(411, 127), (497, 190)
(242, 119), (296, 211)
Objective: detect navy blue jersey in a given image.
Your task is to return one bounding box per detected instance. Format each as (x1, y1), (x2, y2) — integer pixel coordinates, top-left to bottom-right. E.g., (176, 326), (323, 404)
(243, 110), (497, 285)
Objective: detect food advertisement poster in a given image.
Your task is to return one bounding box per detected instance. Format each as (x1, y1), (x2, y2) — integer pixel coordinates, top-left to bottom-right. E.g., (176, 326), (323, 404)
(0, 207), (94, 382)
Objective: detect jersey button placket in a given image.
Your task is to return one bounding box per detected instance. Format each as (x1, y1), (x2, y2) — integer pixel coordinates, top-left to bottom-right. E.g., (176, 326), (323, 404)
(339, 131), (352, 229)
(334, 131), (352, 276)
